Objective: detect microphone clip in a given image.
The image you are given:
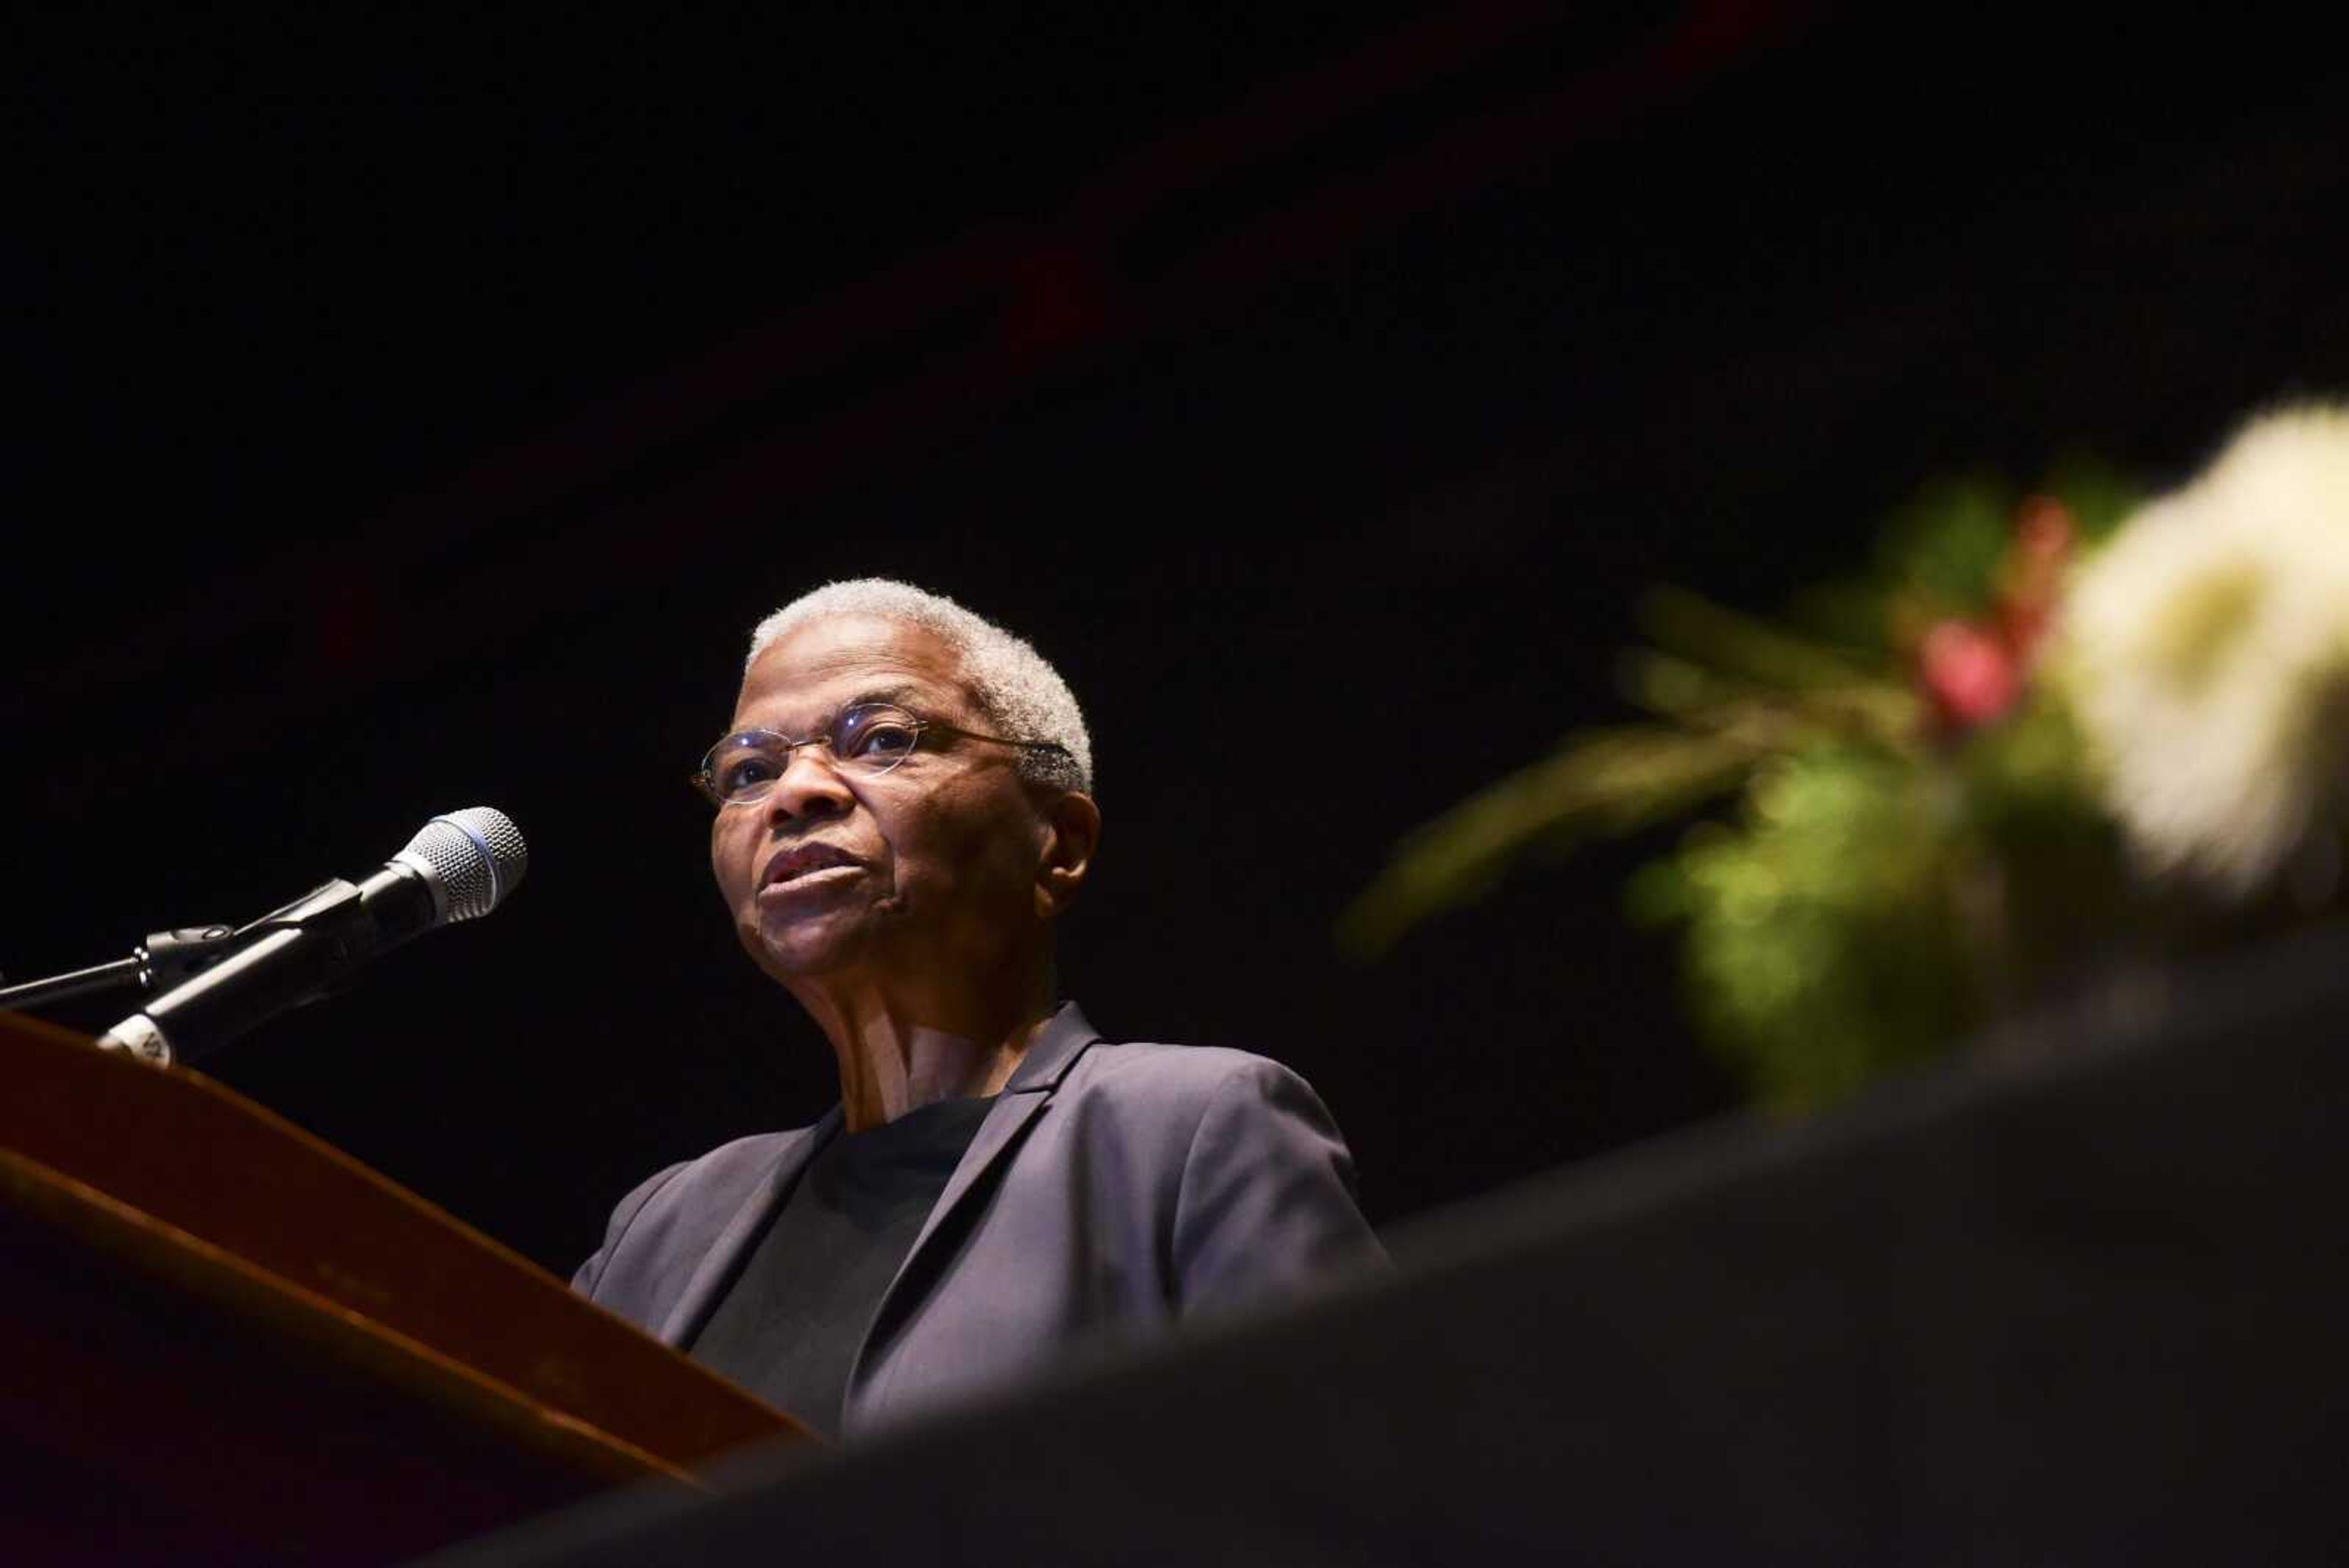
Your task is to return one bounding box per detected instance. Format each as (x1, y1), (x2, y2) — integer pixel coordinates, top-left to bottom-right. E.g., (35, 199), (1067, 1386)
(136, 924), (246, 990)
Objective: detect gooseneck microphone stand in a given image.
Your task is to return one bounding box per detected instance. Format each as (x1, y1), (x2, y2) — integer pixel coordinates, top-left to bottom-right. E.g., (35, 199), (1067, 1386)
(0, 926), (246, 1014)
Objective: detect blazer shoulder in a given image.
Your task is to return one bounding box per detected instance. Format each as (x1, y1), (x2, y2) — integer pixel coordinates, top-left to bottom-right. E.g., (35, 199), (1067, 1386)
(1063, 1036), (1307, 1103)
(1051, 1034), (1382, 1308)
(1051, 1037), (1334, 1165)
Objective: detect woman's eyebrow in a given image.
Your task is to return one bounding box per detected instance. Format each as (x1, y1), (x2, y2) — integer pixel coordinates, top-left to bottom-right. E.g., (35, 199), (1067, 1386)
(843, 685), (924, 710)
(723, 686), (929, 742)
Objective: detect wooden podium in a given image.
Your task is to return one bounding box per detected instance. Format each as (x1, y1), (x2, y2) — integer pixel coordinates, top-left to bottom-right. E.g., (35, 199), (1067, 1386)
(0, 1010), (807, 1565)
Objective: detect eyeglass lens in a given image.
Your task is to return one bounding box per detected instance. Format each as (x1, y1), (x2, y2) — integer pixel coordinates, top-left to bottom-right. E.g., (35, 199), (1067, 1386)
(704, 704), (922, 803)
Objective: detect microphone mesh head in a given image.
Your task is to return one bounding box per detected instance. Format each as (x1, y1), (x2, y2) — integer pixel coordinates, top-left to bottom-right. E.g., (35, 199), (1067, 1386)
(400, 806), (529, 923)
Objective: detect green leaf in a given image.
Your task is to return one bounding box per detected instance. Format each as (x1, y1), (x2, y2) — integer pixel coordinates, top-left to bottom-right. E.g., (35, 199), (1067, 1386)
(1641, 749), (1980, 1110)
(1335, 726), (1764, 957)
(1635, 585), (1885, 691)
(1871, 472), (2017, 618)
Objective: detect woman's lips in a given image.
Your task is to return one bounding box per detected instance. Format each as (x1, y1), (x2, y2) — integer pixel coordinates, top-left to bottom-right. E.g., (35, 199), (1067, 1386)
(761, 842), (859, 883)
(757, 858), (864, 903)
(756, 846), (869, 907)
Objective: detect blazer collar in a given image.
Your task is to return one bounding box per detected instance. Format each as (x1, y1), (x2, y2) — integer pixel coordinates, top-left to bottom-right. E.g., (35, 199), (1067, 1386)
(1001, 998), (1100, 1095)
(656, 1002), (1100, 1352)
(895, 1000), (1099, 1261)
(845, 1000), (1101, 1401)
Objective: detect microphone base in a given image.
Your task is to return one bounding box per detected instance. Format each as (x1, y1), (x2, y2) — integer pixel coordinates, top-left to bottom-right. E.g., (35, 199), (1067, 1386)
(96, 1014), (173, 1066)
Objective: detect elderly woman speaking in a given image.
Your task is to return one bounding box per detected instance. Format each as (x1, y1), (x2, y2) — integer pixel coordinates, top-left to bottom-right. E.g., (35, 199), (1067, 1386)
(572, 579), (1382, 1438)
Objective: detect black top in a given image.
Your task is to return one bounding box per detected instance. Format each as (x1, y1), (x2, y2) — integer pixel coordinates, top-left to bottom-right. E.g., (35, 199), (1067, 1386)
(687, 1095), (995, 1435)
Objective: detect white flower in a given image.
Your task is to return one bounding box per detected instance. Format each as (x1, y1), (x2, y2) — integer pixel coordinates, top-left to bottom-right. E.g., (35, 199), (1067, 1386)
(2057, 401), (2349, 899)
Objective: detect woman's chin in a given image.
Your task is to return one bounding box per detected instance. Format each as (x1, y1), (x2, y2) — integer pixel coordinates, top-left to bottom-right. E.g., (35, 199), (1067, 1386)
(749, 908), (874, 980)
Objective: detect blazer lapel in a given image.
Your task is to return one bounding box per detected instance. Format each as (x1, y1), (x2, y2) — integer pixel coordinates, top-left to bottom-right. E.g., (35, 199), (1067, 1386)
(656, 1104), (844, 1345)
(845, 1003), (1102, 1388)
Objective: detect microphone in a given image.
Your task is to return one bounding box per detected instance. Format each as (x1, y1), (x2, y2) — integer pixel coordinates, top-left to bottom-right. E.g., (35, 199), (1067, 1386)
(97, 806), (528, 1067)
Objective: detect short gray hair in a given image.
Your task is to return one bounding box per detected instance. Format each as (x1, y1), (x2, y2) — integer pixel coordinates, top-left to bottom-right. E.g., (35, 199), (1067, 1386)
(747, 578), (1094, 795)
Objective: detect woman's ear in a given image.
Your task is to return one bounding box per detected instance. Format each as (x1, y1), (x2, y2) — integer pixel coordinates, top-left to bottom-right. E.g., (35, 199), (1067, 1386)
(1034, 792), (1100, 919)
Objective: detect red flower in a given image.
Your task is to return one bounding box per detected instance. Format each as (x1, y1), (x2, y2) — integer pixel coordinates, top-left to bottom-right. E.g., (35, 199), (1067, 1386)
(1916, 497), (2079, 737)
(1920, 619), (2024, 730)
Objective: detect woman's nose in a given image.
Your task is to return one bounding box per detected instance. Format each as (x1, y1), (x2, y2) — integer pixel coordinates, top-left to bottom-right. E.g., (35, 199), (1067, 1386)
(763, 741), (853, 822)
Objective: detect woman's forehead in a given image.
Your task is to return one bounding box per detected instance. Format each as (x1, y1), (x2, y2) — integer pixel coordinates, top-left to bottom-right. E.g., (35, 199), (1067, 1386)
(733, 615), (969, 721)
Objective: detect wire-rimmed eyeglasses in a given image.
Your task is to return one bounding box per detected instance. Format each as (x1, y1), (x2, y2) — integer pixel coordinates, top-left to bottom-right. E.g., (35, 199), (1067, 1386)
(692, 702), (1070, 807)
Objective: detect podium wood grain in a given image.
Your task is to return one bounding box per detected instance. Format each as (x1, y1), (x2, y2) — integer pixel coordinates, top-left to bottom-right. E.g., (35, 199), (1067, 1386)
(0, 1010), (807, 1564)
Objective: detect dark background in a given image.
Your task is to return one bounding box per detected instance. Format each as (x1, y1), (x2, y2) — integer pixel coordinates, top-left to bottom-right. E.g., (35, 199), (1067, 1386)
(6, 5), (2345, 1272)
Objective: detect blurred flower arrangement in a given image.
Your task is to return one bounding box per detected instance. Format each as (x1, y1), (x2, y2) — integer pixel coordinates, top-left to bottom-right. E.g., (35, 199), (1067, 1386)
(1340, 401), (2349, 1110)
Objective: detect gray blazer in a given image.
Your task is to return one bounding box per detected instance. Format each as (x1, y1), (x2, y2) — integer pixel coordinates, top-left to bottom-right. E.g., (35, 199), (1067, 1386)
(572, 1003), (1384, 1436)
